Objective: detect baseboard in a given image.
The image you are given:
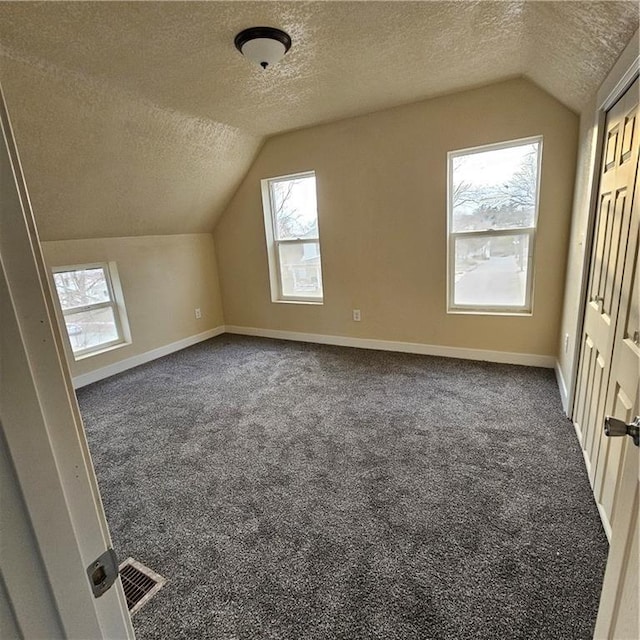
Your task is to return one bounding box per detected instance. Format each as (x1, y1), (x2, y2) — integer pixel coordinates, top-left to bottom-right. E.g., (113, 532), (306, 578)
(572, 419), (586, 449)
(596, 503), (613, 543)
(572, 421), (592, 479)
(224, 325), (555, 368)
(554, 360), (569, 416)
(72, 326), (226, 388)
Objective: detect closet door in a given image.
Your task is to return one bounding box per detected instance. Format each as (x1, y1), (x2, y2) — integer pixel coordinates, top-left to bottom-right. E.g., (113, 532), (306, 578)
(593, 85), (639, 635)
(593, 218), (638, 638)
(573, 77), (639, 536)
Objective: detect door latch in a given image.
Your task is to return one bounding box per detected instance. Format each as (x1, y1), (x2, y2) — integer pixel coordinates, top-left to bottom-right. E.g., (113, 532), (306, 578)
(604, 416), (640, 447)
(86, 548), (119, 598)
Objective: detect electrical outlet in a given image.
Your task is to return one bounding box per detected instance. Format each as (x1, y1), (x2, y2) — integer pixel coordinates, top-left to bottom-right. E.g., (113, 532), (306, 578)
(353, 309), (361, 322)
(564, 333), (570, 353)
(195, 308), (202, 319)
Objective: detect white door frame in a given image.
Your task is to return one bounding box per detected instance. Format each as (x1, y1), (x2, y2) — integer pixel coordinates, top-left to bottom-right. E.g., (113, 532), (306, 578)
(0, 83), (134, 637)
(568, 31), (639, 415)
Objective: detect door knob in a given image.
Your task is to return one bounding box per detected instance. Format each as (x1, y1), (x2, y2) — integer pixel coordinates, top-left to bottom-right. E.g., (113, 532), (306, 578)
(604, 416), (640, 447)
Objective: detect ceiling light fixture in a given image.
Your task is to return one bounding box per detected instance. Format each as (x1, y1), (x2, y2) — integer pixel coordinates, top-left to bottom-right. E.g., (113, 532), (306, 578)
(234, 26), (292, 70)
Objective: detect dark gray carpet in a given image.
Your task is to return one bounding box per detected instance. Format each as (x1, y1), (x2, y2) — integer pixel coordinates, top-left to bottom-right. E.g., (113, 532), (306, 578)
(77, 335), (608, 640)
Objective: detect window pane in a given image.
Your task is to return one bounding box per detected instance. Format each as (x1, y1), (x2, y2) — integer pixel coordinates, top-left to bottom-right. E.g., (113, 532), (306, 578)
(454, 234), (530, 308)
(270, 175), (319, 240)
(53, 267), (111, 310)
(451, 141), (540, 232)
(64, 306), (120, 353)
(278, 242), (323, 298)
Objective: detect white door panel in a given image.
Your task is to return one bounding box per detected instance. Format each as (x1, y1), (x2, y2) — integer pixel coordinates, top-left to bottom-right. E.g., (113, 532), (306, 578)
(574, 77), (638, 526)
(0, 83), (134, 637)
(587, 76), (639, 639)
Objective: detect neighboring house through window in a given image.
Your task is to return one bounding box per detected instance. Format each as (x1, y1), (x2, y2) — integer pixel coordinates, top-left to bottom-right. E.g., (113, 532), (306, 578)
(51, 263), (129, 358)
(447, 136), (542, 314)
(261, 171), (324, 303)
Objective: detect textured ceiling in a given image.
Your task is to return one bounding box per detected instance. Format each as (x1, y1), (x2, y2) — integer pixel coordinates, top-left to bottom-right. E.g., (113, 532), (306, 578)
(1, 1), (637, 134)
(0, 1), (637, 239)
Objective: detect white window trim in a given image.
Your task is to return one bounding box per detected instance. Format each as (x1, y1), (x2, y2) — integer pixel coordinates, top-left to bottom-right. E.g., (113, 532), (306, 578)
(261, 170), (324, 304)
(51, 262), (131, 359)
(446, 135), (543, 315)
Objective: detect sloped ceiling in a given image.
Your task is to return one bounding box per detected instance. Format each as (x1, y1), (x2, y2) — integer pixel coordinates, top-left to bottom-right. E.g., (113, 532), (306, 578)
(0, 1), (637, 239)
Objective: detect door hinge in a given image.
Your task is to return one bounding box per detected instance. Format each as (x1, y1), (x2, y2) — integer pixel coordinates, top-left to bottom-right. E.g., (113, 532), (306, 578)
(87, 548), (119, 598)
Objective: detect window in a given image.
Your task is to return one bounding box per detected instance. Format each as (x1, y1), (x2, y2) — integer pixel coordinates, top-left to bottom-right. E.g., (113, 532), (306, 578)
(52, 263), (128, 358)
(261, 171), (324, 303)
(447, 136), (542, 314)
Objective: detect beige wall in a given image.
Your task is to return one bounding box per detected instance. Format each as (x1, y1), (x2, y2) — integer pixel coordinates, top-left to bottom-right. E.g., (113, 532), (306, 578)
(556, 98), (598, 391)
(214, 78), (578, 357)
(41, 234), (224, 378)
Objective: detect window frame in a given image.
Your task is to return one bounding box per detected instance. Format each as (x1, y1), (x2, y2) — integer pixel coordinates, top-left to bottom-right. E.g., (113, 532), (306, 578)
(446, 135), (543, 315)
(51, 262), (128, 359)
(261, 170), (324, 304)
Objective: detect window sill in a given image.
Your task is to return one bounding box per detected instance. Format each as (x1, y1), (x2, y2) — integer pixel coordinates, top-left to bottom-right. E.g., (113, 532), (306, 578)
(447, 309), (533, 317)
(73, 340), (130, 361)
(272, 299), (324, 306)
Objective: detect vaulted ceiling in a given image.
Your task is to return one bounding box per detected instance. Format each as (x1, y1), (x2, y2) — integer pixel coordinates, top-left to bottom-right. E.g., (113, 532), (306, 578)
(0, 1), (637, 239)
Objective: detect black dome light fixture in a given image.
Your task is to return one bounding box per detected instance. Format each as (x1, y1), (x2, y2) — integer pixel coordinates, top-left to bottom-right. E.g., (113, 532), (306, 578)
(234, 26), (292, 69)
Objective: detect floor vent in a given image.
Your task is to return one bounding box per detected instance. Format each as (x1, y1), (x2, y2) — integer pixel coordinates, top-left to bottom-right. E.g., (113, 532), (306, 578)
(119, 557), (166, 615)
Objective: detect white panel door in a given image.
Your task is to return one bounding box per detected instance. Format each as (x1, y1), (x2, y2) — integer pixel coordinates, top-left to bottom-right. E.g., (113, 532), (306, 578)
(573, 78), (639, 534)
(0, 83), (134, 637)
(593, 158), (639, 639)
(576, 75), (640, 639)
